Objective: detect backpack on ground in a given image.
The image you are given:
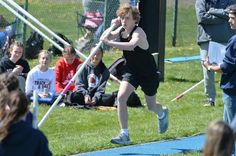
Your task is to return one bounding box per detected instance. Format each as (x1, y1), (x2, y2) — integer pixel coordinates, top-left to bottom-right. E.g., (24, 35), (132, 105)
(25, 31), (44, 59)
(108, 57), (126, 80)
(48, 33), (72, 56)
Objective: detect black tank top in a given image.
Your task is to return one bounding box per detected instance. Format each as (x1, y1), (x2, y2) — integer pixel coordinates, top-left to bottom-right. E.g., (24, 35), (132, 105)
(119, 26), (157, 77)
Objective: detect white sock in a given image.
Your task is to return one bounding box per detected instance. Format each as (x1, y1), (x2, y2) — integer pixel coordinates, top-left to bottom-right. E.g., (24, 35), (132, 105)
(121, 129), (129, 136)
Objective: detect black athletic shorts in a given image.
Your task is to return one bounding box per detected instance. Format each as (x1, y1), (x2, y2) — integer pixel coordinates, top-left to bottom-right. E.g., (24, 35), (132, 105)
(122, 72), (159, 96)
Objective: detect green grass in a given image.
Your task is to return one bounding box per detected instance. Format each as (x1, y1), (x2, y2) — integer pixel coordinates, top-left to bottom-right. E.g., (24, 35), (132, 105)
(38, 51), (223, 156)
(1, 1), (224, 156)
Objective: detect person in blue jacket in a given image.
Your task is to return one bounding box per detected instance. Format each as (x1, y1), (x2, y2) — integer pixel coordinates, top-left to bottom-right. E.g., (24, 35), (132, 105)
(204, 3), (236, 126)
(195, 0), (236, 106)
(0, 89), (52, 156)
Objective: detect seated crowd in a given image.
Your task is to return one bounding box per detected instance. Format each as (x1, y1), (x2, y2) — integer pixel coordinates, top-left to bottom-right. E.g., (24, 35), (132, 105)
(0, 36), (115, 107)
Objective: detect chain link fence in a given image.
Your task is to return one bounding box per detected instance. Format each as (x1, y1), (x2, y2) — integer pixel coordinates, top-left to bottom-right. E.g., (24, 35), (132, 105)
(166, 0), (196, 47)
(0, 0), (198, 54)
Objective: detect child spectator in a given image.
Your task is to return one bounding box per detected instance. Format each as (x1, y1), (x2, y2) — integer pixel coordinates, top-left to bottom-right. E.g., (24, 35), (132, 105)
(66, 46), (111, 106)
(0, 41), (30, 93)
(204, 120), (234, 156)
(54, 46), (83, 93)
(0, 73), (33, 125)
(25, 50), (55, 104)
(0, 89), (52, 156)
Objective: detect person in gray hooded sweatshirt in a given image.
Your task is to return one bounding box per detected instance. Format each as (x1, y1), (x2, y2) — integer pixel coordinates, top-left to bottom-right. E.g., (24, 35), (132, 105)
(195, 0), (236, 106)
(68, 46), (110, 106)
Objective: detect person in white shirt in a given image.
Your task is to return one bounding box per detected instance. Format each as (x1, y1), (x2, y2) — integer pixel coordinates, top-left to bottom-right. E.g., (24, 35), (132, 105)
(25, 50), (55, 103)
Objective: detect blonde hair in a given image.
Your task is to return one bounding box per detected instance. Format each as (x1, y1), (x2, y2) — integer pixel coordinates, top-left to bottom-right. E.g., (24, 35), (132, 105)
(116, 3), (141, 24)
(38, 50), (52, 61)
(204, 120), (234, 156)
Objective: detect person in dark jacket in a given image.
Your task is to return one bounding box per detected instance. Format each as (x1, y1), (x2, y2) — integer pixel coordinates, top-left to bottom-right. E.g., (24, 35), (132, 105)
(195, 0), (236, 106)
(0, 41), (30, 93)
(0, 89), (52, 156)
(67, 46), (110, 106)
(204, 4), (236, 126)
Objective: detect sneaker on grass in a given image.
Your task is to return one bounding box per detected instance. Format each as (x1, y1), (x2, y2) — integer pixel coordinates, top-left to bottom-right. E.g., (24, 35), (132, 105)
(110, 133), (130, 145)
(203, 99), (215, 107)
(158, 106), (168, 134)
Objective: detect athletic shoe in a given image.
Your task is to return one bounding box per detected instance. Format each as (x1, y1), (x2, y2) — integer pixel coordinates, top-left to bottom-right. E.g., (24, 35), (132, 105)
(110, 133), (130, 145)
(203, 99), (215, 107)
(158, 106), (168, 134)
(59, 102), (66, 107)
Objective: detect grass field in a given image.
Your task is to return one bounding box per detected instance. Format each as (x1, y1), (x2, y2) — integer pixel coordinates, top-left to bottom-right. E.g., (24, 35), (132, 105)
(1, 1), (224, 156)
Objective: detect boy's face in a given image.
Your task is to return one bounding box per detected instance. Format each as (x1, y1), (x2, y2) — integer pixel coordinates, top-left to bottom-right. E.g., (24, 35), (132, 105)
(91, 50), (103, 66)
(120, 12), (136, 30)
(229, 13), (236, 29)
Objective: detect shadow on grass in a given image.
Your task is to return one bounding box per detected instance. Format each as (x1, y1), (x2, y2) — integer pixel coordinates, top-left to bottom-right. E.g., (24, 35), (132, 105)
(171, 148), (202, 154)
(119, 148), (202, 155)
(167, 77), (201, 83)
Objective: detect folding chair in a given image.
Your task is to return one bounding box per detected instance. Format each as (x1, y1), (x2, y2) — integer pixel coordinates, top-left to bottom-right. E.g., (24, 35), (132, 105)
(75, 1), (105, 51)
(76, 11), (103, 38)
(76, 10), (103, 51)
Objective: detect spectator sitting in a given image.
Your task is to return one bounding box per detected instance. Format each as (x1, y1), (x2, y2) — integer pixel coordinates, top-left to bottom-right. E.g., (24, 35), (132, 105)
(0, 73), (33, 126)
(0, 41), (30, 93)
(65, 46), (112, 107)
(54, 46), (83, 93)
(204, 120), (234, 156)
(25, 50), (55, 104)
(0, 89), (52, 156)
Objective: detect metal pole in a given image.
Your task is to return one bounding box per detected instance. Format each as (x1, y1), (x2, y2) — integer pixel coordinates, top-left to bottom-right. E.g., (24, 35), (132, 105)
(32, 90), (39, 129)
(5, 0), (87, 59)
(38, 24), (116, 128)
(172, 0), (178, 47)
(22, 0), (28, 46)
(0, 0), (64, 52)
(171, 79), (204, 102)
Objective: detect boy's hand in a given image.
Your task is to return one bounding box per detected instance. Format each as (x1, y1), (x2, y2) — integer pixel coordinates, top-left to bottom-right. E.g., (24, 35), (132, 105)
(84, 95), (91, 104)
(12, 65), (23, 76)
(203, 56), (210, 70)
(111, 17), (121, 26)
